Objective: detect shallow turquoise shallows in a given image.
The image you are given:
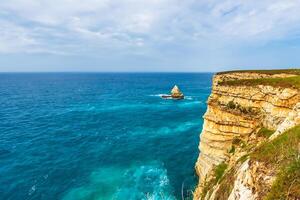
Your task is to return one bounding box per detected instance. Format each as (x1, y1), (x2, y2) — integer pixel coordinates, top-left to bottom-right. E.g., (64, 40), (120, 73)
(0, 73), (212, 200)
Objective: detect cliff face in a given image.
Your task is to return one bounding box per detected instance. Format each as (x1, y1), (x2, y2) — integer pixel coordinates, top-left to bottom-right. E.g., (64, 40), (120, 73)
(194, 71), (300, 200)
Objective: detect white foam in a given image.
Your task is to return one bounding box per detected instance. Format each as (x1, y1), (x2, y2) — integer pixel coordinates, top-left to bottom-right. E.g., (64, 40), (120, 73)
(28, 185), (36, 195)
(150, 94), (197, 101)
(113, 163), (176, 200)
(184, 96), (193, 100)
(63, 163), (176, 200)
(149, 94), (168, 97)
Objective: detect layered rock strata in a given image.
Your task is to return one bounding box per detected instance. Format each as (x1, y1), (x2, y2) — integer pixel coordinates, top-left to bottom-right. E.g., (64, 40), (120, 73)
(194, 71), (300, 199)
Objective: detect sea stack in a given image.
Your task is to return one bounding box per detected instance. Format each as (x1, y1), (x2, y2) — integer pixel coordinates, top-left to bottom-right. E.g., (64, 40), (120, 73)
(171, 85), (184, 99)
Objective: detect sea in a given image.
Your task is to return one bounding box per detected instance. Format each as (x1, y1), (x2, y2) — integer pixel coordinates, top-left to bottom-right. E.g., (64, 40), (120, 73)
(0, 73), (212, 200)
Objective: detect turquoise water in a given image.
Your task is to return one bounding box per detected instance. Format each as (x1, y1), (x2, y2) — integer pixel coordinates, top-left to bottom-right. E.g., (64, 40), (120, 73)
(0, 73), (212, 200)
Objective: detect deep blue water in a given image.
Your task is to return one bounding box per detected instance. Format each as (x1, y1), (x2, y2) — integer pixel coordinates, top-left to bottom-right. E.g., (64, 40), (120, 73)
(0, 73), (212, 200)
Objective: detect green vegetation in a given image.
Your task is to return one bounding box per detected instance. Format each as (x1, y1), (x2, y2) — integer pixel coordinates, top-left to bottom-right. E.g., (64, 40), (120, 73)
(214, 168), (235, 200)
(251, 125), (300, 164)
(216, 69), (300, 75)
(232, 137), (242, 145)
(200, 162), (228, 199)
(257, 127), (274, 138)
(200, 125), (300, 199)
(251, 125), (300, 199)
(217, 68), (300, 89)
(227, 100), (236, 109)
(213, 125), (299, 199)
(229, 137), (247, 154)
(265, 160), (300, 200)
(214, 163), (228, 182)
(226, 101), (259, 115)
(228, 145), (235, 154)
(237, 154), (249, 163)
(220, 76), (300, 89)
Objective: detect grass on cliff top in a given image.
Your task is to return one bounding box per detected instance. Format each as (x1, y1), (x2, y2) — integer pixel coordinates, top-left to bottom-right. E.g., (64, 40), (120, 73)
(251, 125), (300, 199)
(216, 68), (300, 75)
(219, 75), (300, 89)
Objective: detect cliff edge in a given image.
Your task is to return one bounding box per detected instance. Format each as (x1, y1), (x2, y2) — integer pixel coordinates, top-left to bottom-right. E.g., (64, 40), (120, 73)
(194, 69), (300, 200)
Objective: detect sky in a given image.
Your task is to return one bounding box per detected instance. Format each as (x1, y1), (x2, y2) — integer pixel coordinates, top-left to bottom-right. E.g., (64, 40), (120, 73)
(0, 0), (300, 72)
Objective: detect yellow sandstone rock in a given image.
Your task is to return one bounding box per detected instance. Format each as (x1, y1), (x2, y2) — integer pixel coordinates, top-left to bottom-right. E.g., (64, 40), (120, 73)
(193, 71), (300, 200)
(171, 85), (184, 99)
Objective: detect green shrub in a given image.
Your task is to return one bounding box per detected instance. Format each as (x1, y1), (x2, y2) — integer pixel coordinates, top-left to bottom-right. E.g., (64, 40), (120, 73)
(237, 154), (249, 163)
(200, 162), (229, 199)
(229, 146), (235, 154)
(232, 137), (247, 148)
(226, 101), (258, 116)
(227, 101), (236, 109)
(257, 127), (274, 138)
(232, 137), (242, 145)
(214, 163), (228, 182)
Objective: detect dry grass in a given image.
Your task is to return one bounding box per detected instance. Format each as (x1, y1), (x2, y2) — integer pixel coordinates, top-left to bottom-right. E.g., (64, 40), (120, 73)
(219, 76), (300, 89)
(216, 69), (300, 75)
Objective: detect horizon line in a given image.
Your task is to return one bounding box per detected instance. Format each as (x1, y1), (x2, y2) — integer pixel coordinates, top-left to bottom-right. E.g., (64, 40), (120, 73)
(0, 71), (216, 73)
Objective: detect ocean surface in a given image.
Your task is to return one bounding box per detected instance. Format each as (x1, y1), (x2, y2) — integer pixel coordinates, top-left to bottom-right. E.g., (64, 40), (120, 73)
(0, 73), (212, 200)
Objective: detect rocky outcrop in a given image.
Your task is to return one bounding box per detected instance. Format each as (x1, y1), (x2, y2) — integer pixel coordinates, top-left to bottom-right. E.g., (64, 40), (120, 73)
(226, 159), (276, 200)
(194, 71), (300, 199)
(269, 102), (300, 140)
(171, 85), (184, 99)
(228, 160), (257, 200)
(162, 85), (184, 99)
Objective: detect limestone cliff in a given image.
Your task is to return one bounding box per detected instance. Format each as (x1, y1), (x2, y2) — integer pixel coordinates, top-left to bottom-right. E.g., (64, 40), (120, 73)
(194, 70), (300, 200)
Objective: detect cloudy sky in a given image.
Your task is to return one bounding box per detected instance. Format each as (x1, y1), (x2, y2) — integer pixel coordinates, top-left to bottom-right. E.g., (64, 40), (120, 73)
(0, 0), (300, 72)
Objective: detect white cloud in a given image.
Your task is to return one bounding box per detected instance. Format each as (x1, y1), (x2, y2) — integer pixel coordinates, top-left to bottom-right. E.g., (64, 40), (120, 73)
(0, 0), (300, 54)
(0, 20), (37, 53)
